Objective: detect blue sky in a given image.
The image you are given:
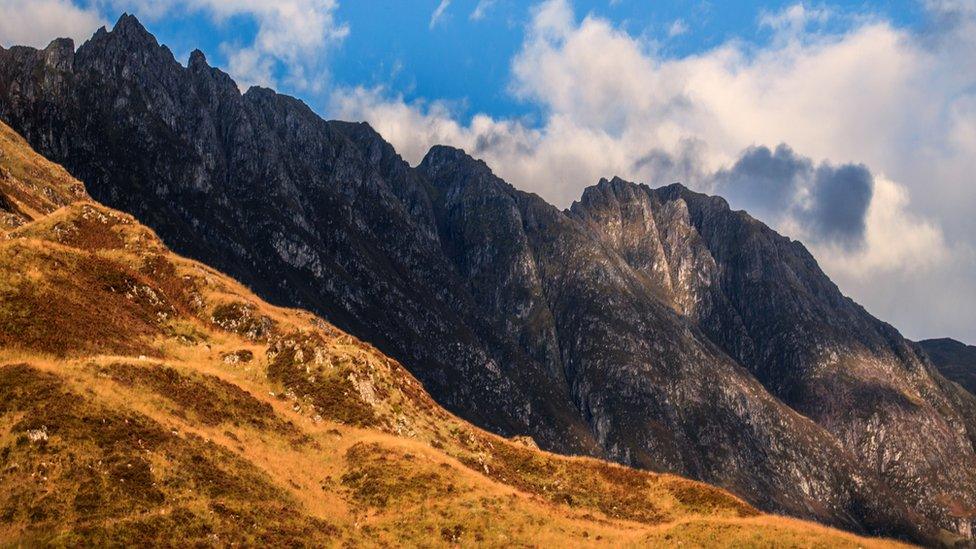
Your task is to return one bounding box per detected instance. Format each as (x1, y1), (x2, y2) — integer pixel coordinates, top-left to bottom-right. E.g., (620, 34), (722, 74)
(0, 1), (938, 125)
(108, 0), (929, 122)
(334, 0), (924, 121)
(2, 0), (976, 342)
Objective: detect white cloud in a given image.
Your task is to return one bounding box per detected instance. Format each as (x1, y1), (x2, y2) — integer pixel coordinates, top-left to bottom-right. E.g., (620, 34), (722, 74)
(668, 19), (688, 38)
(799, 176), (951, 275)
(758, 3), (832, 39)
(329, 0), (976, 341)
(108, 0), (348, 91)
(470, 0), (495, 21)
(331, 86), (473, 162)
(430, 0), (451, 29)
(0, 0), (106, 48)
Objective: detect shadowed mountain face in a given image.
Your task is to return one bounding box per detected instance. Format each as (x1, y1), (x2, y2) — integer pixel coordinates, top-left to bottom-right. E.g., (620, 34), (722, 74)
(1, 15), (975, 544)
(919, 338), (976, 396)
(9, 118), (864, 547)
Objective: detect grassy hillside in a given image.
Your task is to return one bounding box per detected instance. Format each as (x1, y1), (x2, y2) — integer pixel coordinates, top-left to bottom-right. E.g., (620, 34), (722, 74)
(0, 120), (908, 547)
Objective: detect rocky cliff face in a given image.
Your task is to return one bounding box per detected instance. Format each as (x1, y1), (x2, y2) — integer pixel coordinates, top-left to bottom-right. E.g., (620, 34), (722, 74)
(2, 15), (975, 544)
(571, 180), (976, 543)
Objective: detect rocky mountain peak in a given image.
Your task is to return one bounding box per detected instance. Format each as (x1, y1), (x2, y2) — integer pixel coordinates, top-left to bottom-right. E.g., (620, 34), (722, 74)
(76, 12), (178, 74)
(242, 85), (318, 116)
(188, 48), (208, 68)
(654, 181), (730, 212)
(604, 175), (645, 189)
(242, 84), (275, 99)
(419, 145), (494, 183)
(41, 38), (74, 68)
(112, 13), (155, 44)
(185, 48), (239, 98)
(575, 176), (653, 210)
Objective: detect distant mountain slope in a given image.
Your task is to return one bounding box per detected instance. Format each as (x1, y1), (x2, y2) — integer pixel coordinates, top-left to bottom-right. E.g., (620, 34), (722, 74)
(1, 16), (975, 545)
(919, 338), (976, 395)
(0, 120), (905, 546)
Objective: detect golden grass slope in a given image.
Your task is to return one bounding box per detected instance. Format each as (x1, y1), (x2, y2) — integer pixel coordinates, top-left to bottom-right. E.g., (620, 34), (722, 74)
(0, 120), (909, 547)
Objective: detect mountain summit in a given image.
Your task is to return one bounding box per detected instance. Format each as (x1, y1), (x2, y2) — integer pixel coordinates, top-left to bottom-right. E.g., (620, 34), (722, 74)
(1, 15), (974, 544)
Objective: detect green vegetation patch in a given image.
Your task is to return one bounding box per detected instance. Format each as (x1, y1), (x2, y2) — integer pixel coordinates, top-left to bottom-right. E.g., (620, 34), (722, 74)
(457, 436), (755, 526)
(0, 363), (330, 545)
(267, 332), (378, 427)
(341, 442), (464, 509)
(139, 254), (201, 314)
(662, 476), (759, 517)
(56, 208), (126, 251)
(210, 301), (276, 341)
(52, 501), (340, 547)
(0, 244), (172, 356)
(98, 362), (300, 436)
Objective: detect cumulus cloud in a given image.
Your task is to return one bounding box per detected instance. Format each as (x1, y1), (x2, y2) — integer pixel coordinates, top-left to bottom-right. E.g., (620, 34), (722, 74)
(108, 0), (348, 91)
(812, 176), (949, 276)
(0, 0), (106, 48)
(330, 0), (976, 341)
(712, 144), (874, 249)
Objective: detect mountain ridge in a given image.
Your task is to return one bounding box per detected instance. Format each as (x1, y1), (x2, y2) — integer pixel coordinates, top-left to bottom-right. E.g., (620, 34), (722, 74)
(919, 338), (976, 396)
(1, 116), (900, 546)
(1, 14), (974, 544)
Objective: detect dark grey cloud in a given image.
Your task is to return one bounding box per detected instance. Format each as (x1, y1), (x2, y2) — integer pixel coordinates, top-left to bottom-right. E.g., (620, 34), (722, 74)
(632, 138), (709, 187)
(806, 163), (873, 245)
(712, 144), (811, 220)
(711, 144), (874, 249)
(473, 128), (534, 157)
(919, 0), (976, 46)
